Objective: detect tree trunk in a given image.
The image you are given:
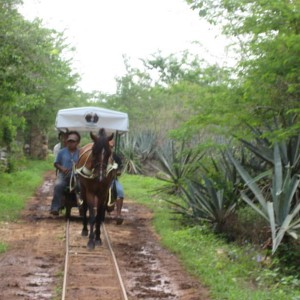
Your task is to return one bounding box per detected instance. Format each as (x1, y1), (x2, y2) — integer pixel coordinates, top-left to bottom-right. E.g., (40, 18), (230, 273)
(30, 126), (48, 160)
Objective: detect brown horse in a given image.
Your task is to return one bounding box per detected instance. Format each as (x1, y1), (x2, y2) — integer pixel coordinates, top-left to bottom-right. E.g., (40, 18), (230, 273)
(76, 128), (116, 249)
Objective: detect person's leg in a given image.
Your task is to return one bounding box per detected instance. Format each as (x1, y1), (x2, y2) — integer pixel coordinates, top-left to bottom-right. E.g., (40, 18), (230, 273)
(115, 180), (124, 224)
(106, 180), (116, 215)
(116, 198), (124, 218)
(50, 174), (66, 214)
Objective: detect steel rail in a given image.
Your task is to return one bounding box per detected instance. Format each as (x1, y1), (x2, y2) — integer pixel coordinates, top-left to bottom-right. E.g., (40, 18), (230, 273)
(103, 223), (128, 300)
(61, 219), (128, 300)
(61, 219), (70, 300)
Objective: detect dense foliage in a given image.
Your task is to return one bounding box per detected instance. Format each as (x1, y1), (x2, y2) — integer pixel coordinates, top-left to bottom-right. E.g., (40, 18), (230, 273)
(185, 0), (300, 139)
(0, 0), (89, 160)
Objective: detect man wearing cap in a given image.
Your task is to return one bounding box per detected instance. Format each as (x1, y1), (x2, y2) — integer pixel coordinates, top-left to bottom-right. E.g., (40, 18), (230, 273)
(50, 131), (81, 215)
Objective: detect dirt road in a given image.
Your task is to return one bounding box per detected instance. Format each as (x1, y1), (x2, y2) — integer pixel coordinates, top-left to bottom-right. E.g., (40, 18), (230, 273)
(0, 171), (210, 299)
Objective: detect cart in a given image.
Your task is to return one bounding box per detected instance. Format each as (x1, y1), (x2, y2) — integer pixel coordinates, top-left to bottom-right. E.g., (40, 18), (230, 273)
(54, 106), (129, 219)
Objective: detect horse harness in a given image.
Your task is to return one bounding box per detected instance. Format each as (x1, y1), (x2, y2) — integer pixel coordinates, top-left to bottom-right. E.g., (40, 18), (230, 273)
(75, 147), (118, 180)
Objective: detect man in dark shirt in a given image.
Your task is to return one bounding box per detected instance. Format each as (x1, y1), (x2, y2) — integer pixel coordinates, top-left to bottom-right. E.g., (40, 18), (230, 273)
(50, 132), (81, 215)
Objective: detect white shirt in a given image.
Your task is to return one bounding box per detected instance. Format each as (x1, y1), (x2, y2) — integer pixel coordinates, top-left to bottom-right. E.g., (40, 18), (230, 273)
(53, 143), (61, 160)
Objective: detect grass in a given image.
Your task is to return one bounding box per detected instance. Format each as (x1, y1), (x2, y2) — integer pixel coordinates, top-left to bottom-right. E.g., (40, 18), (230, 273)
(0, 158), (53, 253)
(0, 158), (53, 222)
(120, 174), (300, 300)
(0, 242), (7, 253)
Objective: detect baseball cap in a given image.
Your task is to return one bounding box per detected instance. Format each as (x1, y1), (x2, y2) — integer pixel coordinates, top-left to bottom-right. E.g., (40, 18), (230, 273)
(67, 133), (79, 142)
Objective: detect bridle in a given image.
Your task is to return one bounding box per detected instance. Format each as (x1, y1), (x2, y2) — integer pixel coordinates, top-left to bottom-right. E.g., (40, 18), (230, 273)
(76, 143), (114, 182)
(92, 147), (111, 182)
(76, 129), (116, 182)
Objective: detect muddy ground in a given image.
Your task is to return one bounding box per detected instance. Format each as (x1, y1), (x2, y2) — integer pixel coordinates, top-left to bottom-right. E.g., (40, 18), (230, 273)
(0, 171), (210, 299)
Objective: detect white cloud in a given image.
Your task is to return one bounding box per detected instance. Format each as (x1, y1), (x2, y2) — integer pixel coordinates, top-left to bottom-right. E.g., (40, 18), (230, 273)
(19, 0), (231, 94)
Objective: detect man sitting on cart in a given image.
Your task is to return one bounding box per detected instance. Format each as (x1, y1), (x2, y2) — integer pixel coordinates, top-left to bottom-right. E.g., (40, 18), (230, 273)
(50, 131), (81, 216)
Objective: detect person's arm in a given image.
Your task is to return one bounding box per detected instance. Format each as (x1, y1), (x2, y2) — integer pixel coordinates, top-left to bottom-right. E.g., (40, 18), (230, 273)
(54, 149), (70, 175)
(113, 153), (123, 175)
(54, 162), (70, 175)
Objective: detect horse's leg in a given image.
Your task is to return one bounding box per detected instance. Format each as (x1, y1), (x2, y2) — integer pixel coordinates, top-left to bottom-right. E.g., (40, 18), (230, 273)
(94, 213), (101, 246)
(80, 186), (88, 237)
(87, 206), (96, 250)
(81, 201), (89, 236)
(94, 207), (103, 246)
(95, 202), (106, 246)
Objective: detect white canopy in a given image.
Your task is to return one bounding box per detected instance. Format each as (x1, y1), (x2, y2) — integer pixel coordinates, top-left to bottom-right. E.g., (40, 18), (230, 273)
(55, 106), (129, 133)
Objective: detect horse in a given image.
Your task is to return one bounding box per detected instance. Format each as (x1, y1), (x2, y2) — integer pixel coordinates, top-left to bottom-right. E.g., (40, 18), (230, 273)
(75, 128), (117, 249)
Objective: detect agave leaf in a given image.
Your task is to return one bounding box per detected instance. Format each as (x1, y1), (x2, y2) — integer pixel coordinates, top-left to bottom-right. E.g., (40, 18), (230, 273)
(240, 191), (268, 221)
(156, 151), (177, 179)
(239, 138), (273, 164)
(163, 197), (188, 211)
(280, 134), (300, 168)
(271, 166), (300, 226)
(216, 189), (224, 211)
(268, 200), (300, 254)
(228, 151), (268, 212)
(191, 188), (215, 219)
(204, 177), (219, 208)
(272, 214), (294, 254)
(290, 222), (300, 229)
(288, 200), (300, 221)
(283, 135), (299, 159)
(288, 231), (298, 239)
(267, 201), (276, 249)
(201, 179), (226, 221)
(278, 140), (288, 166)
(285, 175), (300, 209)
(252, 169), (272, 182)
(277, 174), (300, 224)
(273, 143), (282, 197)
(183, 185), (213, 222)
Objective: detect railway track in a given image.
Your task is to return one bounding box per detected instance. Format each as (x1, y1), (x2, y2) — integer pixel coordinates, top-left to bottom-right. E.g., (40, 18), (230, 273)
(61, 217), (128, 300)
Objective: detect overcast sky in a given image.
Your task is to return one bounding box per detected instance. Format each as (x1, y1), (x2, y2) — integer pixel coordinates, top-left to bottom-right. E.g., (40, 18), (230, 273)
(19, 0), (231, 94)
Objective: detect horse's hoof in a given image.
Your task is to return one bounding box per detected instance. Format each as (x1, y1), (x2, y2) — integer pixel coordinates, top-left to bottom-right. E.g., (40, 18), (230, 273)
(50, 210), (59, 216)
(95, 239), (102, 247)
(87, 240), (95, 250)
(81, 229), (88, 237)
(116, 217), (124, 225)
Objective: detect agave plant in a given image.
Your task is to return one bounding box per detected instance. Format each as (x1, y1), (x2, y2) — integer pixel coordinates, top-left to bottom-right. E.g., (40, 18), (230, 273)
(155, 139), (204, 195)
(119, 135), (142, 174)
(181, 176), (237, 231)
(157, 148), (239, 231)
(238, 123), (300, 175)
(228, 144), (300, 254)
(135, 130), (158, 162)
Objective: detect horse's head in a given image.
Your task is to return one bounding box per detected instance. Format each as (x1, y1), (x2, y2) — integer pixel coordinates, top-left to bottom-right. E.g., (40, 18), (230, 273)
(90, 128), (114, 182)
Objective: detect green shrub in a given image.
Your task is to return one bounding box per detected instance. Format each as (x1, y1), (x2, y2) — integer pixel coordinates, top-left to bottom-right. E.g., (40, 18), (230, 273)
(0, 242), (7, 253)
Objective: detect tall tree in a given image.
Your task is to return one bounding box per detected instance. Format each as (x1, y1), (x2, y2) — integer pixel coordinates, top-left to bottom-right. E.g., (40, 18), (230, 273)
(94, 53), (207, 137)
(185, 0), (300, 140)
(0, 0), (87, 159)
